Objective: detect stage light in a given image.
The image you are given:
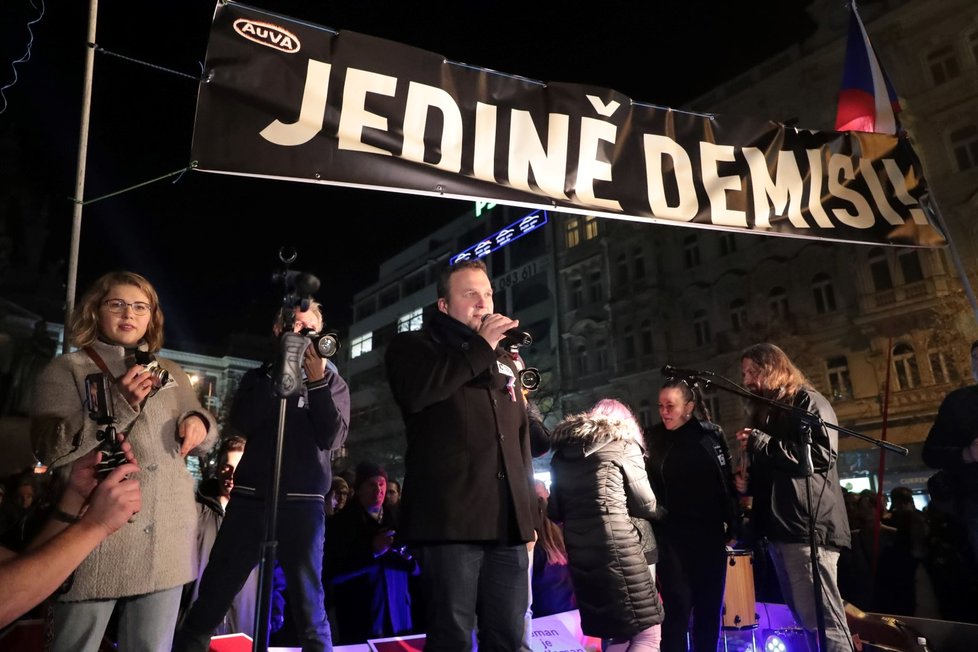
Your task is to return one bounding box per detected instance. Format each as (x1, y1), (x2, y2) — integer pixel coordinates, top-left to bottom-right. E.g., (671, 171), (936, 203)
(762, 628), (807, 652)
(764, 633), (787, 652)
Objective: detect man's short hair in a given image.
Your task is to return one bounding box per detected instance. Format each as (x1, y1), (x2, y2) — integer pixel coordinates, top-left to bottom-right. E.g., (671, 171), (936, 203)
(436, 259), (487, 299)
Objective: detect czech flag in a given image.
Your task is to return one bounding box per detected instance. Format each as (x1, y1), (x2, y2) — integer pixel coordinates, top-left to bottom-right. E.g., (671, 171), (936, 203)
(834, 2), (902, 134)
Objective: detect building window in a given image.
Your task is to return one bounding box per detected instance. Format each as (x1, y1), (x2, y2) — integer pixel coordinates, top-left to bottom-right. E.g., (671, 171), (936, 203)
(812, 273), (837, 314)
(693, 310), (711, 347)
(584, 216), (599, 240)
(570, 277), (583, 308)
(929, 350), (957, 385)
(950, 125), (978, 172)
(565, 217), (581, 248)
(574, 345), (587, 376)
(640, 320), (653, 356)
(719, 233), (737, 256)
(927, 45), (960, 85)
(351, 332), (373, 359)
(617, 254), (629, 287)
(898, 249), (924, 284)
(826, 356), (853, 400)
(397, 307), (423, 333)
(379, 286), (400, 308)
(869, 248), (893, 291)
(403, 272), (426, 296)
(623, 325), (636, 358)
(594, 339), (608, 371)
(769, 287), (789, 319)
(588, 270), (603, 303)
(730, 299), (748, 332)
(683, 235), (701, 268)
(893, 343), (920, 390)
(632, 248), (646, 280)
(638, 399), (653, 431)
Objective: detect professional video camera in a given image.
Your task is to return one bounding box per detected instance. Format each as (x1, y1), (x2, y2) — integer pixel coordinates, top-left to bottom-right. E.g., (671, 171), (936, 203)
(300, 328), (341, 359)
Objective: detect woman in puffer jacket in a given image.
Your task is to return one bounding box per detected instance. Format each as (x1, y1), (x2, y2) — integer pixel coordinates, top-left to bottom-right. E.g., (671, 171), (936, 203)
(548, 398), (664, 651)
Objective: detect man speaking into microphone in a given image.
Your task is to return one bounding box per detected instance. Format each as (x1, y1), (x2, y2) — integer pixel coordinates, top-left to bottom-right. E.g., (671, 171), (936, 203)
(385, 258), (537, 652)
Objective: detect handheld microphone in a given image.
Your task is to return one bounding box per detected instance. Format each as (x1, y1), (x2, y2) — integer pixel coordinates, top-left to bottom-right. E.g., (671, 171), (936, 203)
(481, 314), (532, 347)
(661, 364), (713, 380)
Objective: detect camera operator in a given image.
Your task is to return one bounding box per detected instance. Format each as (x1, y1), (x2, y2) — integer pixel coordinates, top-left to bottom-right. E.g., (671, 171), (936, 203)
(30, 271), (218, 652)
(174, 300), (350, 652)
(385, 259), (537, 652)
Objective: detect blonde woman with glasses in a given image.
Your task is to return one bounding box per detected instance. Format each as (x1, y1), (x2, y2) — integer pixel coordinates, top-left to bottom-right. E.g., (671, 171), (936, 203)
(31, 270), (218, 652)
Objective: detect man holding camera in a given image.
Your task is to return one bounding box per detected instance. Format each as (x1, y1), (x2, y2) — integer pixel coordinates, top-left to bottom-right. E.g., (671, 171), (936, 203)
(385, 259), (537, 652)
(174, 302), (350, 652)
(324, 461), (419, 644)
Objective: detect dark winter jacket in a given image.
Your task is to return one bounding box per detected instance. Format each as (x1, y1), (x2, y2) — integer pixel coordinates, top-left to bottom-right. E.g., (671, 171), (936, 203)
(923, 385), (978, 501)
(385, 310), (536, 545)
(230, 360), (350, 501)
(745, 387), (850, 549)
(324, 502), (419, 643)
(548, 413), (665, 639)
(646, 418), (738, 543)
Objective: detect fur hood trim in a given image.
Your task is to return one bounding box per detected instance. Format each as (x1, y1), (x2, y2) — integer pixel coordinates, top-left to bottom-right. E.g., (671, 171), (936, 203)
(551, 412), (644, 451)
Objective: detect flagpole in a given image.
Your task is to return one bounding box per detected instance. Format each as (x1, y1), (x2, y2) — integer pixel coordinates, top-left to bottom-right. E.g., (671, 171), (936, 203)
(931, 207), (978, 326)
(63, 0), (99, 353)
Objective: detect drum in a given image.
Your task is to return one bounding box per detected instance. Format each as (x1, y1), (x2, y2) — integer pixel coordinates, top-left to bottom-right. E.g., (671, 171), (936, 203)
(722, 549), (758, 630)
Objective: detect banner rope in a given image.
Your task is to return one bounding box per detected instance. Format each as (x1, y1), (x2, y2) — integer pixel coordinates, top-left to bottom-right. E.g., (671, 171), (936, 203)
(88, 42), (202, 81)
(71, 162), (198, 206)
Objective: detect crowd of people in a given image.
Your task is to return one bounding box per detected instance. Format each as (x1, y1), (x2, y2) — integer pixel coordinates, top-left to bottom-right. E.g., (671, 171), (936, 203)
(2, 262), (978, 652)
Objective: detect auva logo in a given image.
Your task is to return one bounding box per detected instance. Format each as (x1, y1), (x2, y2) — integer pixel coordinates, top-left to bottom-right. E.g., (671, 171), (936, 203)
(233, 19), (301, 54)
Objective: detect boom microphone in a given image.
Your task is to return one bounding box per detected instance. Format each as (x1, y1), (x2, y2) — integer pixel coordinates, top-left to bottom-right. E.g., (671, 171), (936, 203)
(661, 364), (714, 380)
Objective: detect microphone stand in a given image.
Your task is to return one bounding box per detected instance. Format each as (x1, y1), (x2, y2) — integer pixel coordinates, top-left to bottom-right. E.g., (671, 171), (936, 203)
(253, 327), (309, 652)
(681, 369), (907, 652)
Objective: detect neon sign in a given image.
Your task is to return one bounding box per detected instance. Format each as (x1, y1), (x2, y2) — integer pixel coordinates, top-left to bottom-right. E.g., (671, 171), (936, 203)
(450, 210), (548, 265)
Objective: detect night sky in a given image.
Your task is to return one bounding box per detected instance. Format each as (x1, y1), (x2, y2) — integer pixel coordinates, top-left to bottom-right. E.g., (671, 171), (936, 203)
(0, 1), (816, 354)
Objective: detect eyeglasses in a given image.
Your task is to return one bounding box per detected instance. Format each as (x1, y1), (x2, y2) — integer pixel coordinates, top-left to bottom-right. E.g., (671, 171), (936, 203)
(102, 299), (153, 316)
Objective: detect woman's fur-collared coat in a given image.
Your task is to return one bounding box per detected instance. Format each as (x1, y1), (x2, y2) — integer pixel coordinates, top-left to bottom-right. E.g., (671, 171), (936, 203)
(547, 413), (664, 639)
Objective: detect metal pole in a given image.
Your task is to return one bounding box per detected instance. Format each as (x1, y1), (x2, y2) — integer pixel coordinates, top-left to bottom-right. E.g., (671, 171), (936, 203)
(63, 0), (99, 353)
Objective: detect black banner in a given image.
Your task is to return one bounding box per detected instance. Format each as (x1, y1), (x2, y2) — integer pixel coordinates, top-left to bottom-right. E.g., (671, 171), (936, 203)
(191, 2), (946, 247)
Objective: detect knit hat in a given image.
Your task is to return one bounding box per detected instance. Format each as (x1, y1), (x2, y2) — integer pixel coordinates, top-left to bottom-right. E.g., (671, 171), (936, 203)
(353, 461), (388, 490)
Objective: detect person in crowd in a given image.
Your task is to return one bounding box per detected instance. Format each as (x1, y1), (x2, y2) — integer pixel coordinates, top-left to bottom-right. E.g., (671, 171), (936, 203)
(530, 495), (576, 618)
(921, 472), (978, 623)
(735, 343), (852, 652)
(922, 339), (978, 566)
(0, 444), (141, 628)
(646, 378), (738, 652)
(548, 398), (664, 651)
(0, 472), (46, 550)
(385, 259), (537, 652)
(180, 435), (286, 638)
(327, 476), (351, 517)
(174, 299), (350, 652)
(838, 490), (896, 613)
(385, 478), (401, 508)
(883, 486), (938, 617)
(325, 461), (419, 644)
(30, 270), (218, 652)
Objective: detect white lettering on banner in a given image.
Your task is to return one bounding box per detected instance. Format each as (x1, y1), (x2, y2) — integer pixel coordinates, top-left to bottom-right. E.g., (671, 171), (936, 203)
(259, 58), (928, 234)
